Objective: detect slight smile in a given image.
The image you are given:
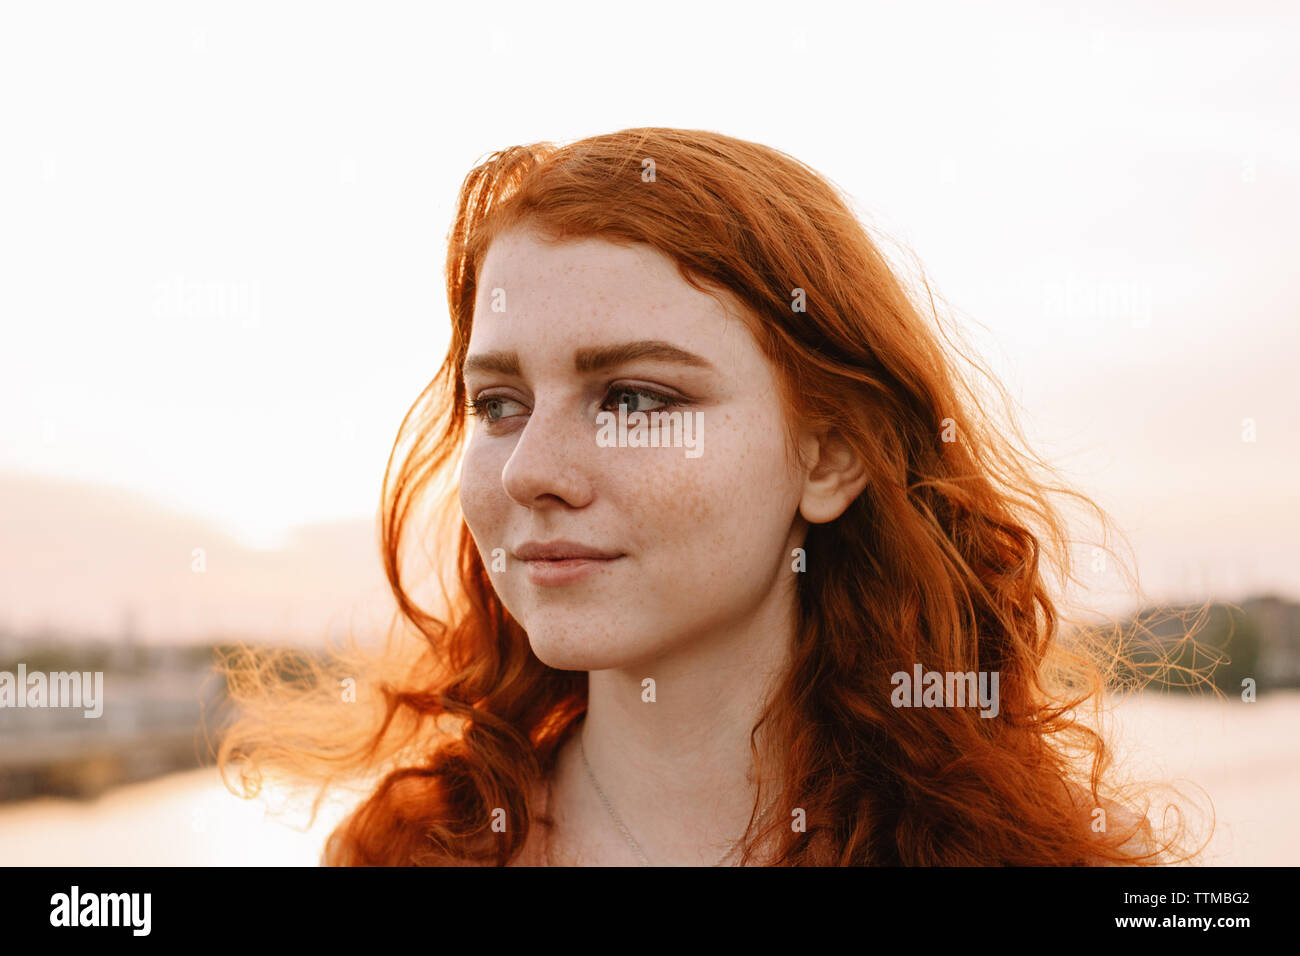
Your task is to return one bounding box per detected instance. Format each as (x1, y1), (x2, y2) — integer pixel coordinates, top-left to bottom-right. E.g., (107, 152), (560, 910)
(513, 540), (625, 586)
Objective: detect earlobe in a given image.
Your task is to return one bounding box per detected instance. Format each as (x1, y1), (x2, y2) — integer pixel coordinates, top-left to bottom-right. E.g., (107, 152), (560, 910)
(797, 430), (869, 524)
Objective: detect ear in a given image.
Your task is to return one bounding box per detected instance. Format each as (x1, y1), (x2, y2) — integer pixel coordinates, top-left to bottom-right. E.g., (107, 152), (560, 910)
(796, 428), (869, 524)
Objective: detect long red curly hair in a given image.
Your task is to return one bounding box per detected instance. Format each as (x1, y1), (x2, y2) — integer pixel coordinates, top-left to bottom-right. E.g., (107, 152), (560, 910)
(217, 127), (1212, 865)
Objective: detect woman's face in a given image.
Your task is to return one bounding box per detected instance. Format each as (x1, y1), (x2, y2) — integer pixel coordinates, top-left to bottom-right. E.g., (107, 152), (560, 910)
(458, 226), (810, 672)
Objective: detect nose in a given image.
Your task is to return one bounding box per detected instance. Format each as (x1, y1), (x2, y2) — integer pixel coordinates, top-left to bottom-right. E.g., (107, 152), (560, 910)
(500, 395), (596, 509)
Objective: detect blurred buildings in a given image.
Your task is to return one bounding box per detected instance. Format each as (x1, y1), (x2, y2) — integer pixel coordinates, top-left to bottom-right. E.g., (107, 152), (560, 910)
(0, 629), (229, 801)
(3, 592), (1298, 804)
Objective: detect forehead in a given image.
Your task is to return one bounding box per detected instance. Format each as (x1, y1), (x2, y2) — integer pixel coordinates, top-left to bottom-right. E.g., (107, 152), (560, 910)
(471, 228), (740, 346)
(479, 227), (686, 299)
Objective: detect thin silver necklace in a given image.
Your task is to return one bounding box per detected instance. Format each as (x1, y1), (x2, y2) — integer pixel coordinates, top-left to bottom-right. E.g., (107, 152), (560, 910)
(577, 730), (772, 867)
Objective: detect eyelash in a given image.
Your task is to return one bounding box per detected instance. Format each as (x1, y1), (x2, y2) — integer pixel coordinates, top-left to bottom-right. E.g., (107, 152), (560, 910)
(464, 385), (683, 423)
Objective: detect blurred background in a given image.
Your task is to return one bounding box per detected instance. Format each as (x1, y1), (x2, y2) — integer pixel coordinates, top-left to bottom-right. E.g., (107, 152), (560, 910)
(1, 0), (1297, 864)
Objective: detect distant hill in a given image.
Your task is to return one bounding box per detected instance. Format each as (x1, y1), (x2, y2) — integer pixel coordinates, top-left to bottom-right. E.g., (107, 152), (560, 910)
(0, 472), (397, 645)
(1097, 593), (1300, 693)
(1242, 594), (1300, 688)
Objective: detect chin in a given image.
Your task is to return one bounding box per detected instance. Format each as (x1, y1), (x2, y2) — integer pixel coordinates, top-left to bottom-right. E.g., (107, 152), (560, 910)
(523, 619), (652, 673)
(526, 629), (619, 672)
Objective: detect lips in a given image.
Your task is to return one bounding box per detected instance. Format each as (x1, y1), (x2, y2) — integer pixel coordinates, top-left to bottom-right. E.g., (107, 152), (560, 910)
(513, 540), (624, 587)
(514, 540), (623, 561)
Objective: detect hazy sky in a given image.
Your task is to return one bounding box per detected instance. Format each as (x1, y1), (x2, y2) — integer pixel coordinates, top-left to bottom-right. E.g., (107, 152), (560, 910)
(2, 1), (1297, 606)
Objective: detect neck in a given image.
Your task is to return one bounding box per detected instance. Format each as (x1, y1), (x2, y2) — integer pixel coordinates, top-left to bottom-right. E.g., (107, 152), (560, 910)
(549, 593), (795, 865)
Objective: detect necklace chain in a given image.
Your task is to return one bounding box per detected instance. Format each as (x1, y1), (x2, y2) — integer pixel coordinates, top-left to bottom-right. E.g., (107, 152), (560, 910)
(575, 729), (771, 867)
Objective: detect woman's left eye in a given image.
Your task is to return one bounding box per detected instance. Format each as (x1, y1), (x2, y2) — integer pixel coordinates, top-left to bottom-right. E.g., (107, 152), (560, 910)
(602, 386), (679, 414)
(465, 385), (683, 429)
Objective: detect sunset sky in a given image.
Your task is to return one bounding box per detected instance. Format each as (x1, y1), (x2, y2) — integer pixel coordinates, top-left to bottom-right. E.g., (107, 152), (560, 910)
(2, 1), (1296, 617)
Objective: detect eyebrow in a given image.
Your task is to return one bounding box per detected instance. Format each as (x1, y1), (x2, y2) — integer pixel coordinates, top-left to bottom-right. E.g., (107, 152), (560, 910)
(462, 340), (717, 379)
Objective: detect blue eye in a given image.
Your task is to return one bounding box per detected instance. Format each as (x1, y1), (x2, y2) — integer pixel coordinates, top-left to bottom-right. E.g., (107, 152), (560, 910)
(603, 386), (679, 414)
(465, 385), (685, 427)
(465, 395), (525, 421)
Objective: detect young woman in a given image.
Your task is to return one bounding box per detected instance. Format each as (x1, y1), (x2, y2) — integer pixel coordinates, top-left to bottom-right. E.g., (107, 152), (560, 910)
(218, 127), (1208, 865)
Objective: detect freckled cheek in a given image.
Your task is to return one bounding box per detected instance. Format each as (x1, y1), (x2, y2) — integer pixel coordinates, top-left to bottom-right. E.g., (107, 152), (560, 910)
(624, 444), (750, 548)
(457, 444), (506, 538)
(700, 432), (790, 542)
